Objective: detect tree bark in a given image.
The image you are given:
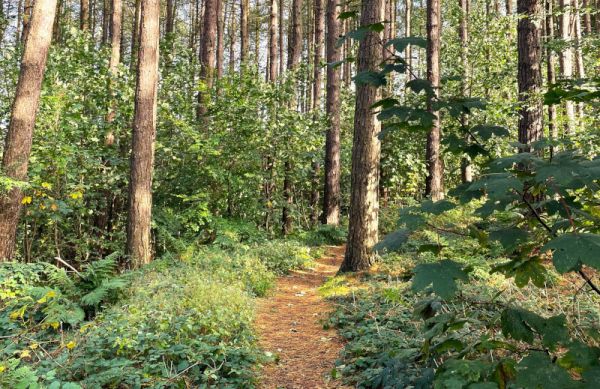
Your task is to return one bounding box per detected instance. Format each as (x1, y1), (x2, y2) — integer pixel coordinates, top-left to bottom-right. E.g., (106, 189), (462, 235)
(425, 0), (444, 200)
(0, 0), (57, 260)
(80, 0), (90, 30)
(405, 0), (412, 81)
(127, 0), (159, 267)
(106, 0), (122, 142)
(279, 0), (284, 77)
(582, 0), (592, 34)
(459, 0), (472, 183)
(507, 0), (514, 13)
(282, 0), (303, 235)
(166, 0), (175, 35)
(228, 0), (237, 72)
(241, 0), (249, 62)
(309, 0), (325, 226)
(102, 0), (110, 44)
(21, 0), (33, 43)
(558, 0), (575, 134)
(573, 0), (585, 119)
(216, 0), (224, 79)
(268, 0), (279, 82)
(131, 0), (142, 70)
(546, 0), (557, 156)
(340, 0), (383, 272)
(196, 0), (217, 119)
(517, 0), (543, 150)
(323, 0), (341, 225)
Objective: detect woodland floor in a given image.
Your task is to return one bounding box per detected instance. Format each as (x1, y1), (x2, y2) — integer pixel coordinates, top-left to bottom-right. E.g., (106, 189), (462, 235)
(255, 246), (349, 388)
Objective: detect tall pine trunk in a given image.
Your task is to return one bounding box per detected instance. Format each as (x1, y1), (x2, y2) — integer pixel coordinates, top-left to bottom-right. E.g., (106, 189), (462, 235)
(196, 0), (217, 119)
(405, 0), (412, 81)
(558, 0), (575, 134)
(310, 0), (324, 226)
(459, 0), (472, 183)
(80, 0), (90, 30)
(282, 0), (303, 235)
(517, 0), (543, 150)
(0, 0), (58, 260)
(240, 0), (249, 63)
(425, 0), (444, 200)
(127, 0), (160, 267)
(340, 0), (383, 272)
(323, 0), (341, 225)
(546, 0), (557, 156)
(216, 0), (224, 80)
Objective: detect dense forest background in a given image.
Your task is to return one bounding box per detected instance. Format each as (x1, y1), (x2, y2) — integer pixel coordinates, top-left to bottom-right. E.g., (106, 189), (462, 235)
(0, 0), (599, 387)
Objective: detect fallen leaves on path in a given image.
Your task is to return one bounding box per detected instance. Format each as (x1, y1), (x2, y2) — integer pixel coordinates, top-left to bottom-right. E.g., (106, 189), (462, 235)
(255, 246), (349, 389)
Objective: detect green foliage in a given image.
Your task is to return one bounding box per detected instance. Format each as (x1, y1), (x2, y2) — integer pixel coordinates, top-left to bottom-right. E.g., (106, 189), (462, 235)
(411, 260), (469, 299)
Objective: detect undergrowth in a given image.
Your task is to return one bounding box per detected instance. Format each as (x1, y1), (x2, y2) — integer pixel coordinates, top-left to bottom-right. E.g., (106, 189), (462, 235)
(327, 205), (600, 388)
(0, 219), (333, 388)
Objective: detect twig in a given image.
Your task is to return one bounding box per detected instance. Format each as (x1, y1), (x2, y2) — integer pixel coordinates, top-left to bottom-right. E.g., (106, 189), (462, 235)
(520, 192), (600, 297)
(54, 256), (83, 278)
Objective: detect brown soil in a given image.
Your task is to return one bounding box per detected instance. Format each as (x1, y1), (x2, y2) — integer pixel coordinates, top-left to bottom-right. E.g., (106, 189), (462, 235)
(255, 246), (349, 389)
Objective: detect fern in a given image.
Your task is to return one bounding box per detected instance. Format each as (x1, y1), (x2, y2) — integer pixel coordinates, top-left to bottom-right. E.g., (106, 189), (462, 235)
(81, 256), (118, 286)
(80, 277), (128, 307)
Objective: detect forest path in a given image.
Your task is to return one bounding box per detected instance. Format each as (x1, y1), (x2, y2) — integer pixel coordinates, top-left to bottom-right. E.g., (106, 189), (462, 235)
(255, 245), (348, 388)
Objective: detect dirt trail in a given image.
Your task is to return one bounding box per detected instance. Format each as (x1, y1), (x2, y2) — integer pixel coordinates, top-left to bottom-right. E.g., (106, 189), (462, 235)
(255, 246), (348, 388)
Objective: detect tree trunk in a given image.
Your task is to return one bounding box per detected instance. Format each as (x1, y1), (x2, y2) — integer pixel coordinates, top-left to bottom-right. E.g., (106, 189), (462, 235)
(196, 0), (217, 119)
(0, 0), (57, 261)
(21, 0), (33, 43)
(268, 0), (279, 82)
(282, 0), (303, 235)
(166, 0), (175, 35)
(405, 0), (412, 81)
(459, 0), (472, 183)
(582, 0), (591, 34)
(131, 0), (142, 70)
(80, 0), (90, 30)
(546, 0), (557, 156)
(573, 0), (585, 119)
(241, 0), (249, 62)
(558, 0), (575, 134)
(102, 0), (110, 44)
(228, 0), (237, 72)
(216, 0), (224, 79)
(279, 0), (284, 77)
(507, 0), (514, 13)
(309, 0), (325, 226)
(106, 0), (122, 138)
(127, 0), (159, 267)
(16, 0), (23, 44)
(517, 0), (543, 150)
(340, 0), (383, 272)
(425, 0), (444, 200)
(323, 0), (341, 225)
(53, 0), (63, 43)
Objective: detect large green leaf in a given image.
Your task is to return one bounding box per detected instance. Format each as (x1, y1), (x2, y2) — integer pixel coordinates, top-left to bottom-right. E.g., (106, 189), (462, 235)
(542, 233), (600, 273)
(374, 229), (410, 253)
(489, 227), (528, 252)
(353, 71), (387, 87)
(501, 308), (569, 349)
(420, 199), (455, 215)
(515, 352), (580, 389)
(385, 36), (428, 52)
(412, 260), (468, 299)
(470, 125), (510, 141)
(406, 79), (434, 95)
